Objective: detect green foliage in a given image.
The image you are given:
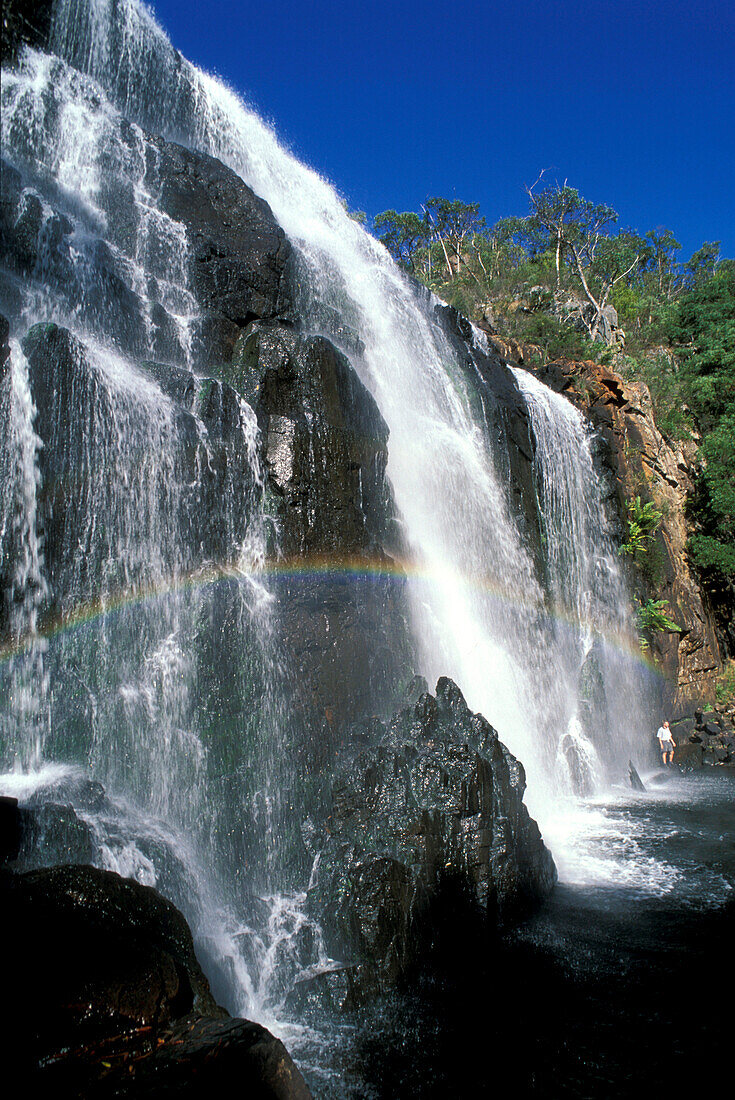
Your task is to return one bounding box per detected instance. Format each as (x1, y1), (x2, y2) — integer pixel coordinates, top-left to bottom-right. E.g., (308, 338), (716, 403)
(619, 496), (663, 561)
(668, 265), (735, 576)
(688, 534), (735, 576)
(716, 659), (735, 708)
(635, 599), (681, 648)
(373, 209), (430, 275)
(519, 313), (593, 363)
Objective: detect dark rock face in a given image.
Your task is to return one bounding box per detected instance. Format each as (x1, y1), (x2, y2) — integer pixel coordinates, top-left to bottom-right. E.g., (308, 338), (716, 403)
(2, 860), (311, 1098)
(226, 320), (414, 750)
(671, 706), (735, 768)
(435, 303), (544, 566)
(150, 136), (294, 364)
(9, 863), (222, 1035)
(0, 313), (9, 382)
(0, 0), (55, 64)
(306, 677), (556, 999)
(233, 321), (392, 557)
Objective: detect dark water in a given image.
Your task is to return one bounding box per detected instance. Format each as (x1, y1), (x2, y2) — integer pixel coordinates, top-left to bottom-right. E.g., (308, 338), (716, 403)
(307, 771), (735, 1097)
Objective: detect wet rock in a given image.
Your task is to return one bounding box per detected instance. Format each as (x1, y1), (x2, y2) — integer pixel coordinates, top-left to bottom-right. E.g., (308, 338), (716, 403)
(6, 864), (222, 1051)
(0, 313), (9, 383)
(1, 0), (55, 65)
(15, 802), (96, 868)
(628, 760), (646, 790)
(0, 795), (22, 864)
(307, 678), (556, 999)
(229, 320), (414, 747)
(149, 136), (294, 364)
(674, 742), (703, 770)
(4, 863), (311, 1097)
(232, 321), (391, 556)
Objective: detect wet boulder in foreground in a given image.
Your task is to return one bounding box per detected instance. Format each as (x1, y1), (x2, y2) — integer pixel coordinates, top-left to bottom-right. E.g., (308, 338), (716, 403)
(305, 677), (557, 1001)
(2, 861), (312, 1098)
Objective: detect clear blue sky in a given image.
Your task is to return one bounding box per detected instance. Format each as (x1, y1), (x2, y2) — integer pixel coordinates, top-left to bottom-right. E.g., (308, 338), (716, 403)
(148, 0), (734, 260)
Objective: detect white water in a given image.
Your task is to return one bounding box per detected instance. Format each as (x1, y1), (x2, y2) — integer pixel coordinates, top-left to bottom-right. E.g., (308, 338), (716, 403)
(0, 341), (49, 769)
(0, 0), (666, 1048)
(49, 0), (656, 817)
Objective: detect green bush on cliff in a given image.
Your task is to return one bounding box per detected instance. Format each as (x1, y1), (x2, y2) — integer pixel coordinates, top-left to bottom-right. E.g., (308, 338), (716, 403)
(619, 496), (663, 562)
(668, 264), (735, 577)
(635, 599), (681, 649)
(716, 660), (735, 709)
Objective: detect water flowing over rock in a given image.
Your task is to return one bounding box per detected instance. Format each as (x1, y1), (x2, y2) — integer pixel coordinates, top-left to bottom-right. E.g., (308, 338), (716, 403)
(230, 319), (413, 748)
(526, 356), (722, 714)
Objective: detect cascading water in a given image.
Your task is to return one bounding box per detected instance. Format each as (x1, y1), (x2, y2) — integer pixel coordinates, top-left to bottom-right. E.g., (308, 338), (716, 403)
(511, 366), (652, 784)
(0, 341), (49, 770)
(48, 0), (656, 804)
(1, 0), (662, 1067)
(0, 14), (309, 1027)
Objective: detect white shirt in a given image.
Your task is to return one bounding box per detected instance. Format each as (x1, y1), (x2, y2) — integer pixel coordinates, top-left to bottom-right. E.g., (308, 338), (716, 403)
(657, 726), (673, 743)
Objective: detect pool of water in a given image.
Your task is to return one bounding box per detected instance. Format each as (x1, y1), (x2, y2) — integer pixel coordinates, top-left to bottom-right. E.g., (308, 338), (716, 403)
(304, 770), (735, 1097)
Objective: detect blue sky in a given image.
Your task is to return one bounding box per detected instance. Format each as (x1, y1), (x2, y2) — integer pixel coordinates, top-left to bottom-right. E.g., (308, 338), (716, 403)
(148, 0), (735, 259)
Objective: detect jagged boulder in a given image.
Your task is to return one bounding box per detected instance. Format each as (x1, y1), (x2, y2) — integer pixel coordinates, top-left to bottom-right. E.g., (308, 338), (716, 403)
(305, 677), (556, 999)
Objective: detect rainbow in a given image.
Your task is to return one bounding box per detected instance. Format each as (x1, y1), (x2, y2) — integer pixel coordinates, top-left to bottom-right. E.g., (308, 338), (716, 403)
(0, 552), (660, 674)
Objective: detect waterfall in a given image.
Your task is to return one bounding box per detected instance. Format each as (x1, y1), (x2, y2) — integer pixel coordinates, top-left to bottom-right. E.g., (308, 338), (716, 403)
(512, 366), (649, 789)
(44, 0), (654, 803)
(1, 14), (299, 1022)
(0, 341), (49, 770)
(1, 0), (657, 1039)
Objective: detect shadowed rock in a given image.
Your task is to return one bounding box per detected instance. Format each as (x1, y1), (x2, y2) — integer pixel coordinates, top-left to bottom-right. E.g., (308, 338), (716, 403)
(306, 677), (556, 1000)
(2, 860), (311, 1097)
(150, 136), (294, 364)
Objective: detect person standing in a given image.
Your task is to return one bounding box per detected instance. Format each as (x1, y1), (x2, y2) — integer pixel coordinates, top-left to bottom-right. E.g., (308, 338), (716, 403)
(657, 720), (676, 766)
